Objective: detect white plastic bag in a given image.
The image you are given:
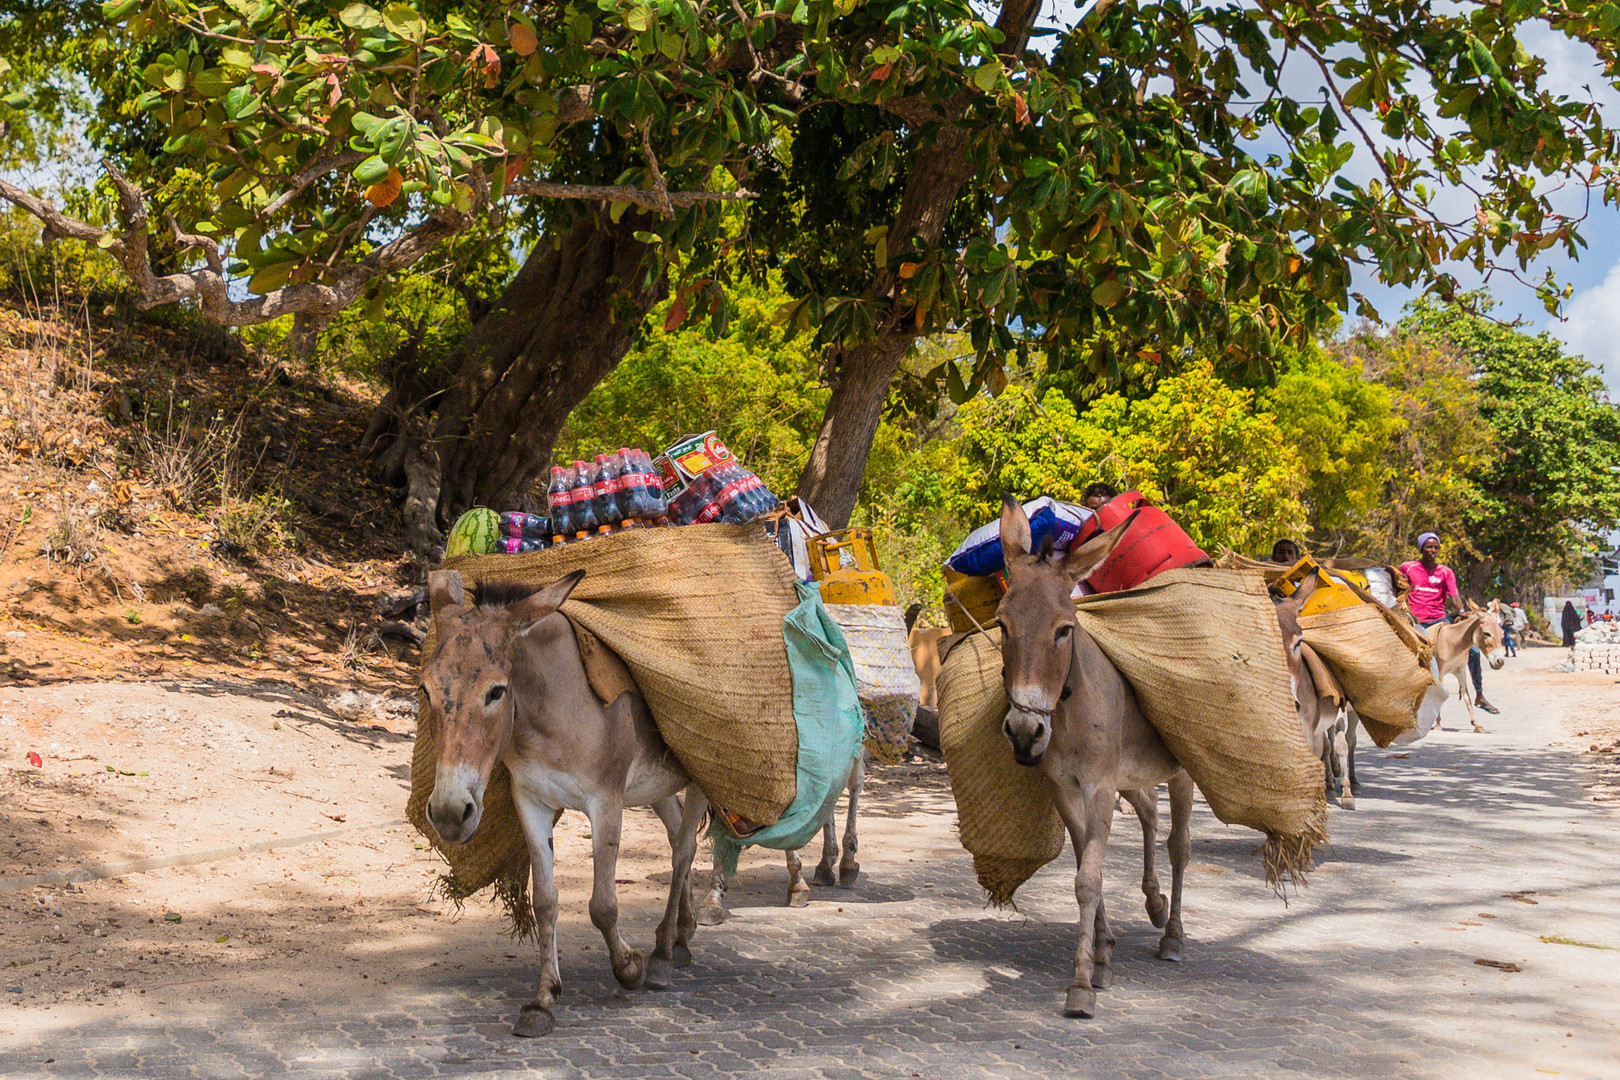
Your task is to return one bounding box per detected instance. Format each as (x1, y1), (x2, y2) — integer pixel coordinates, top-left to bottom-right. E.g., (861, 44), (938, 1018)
(823, 602), (921, 765)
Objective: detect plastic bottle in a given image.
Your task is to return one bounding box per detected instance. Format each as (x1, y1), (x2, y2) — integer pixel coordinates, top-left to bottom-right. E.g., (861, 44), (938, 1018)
(499, 535), (548, 554)
(570, 460), (600, 537)
(546, 466), (575, 542)
(614, 448), (646, 524)
(500, 511), (551, 538)
(593, 453), (624, 532)
(632, 449), (669, 521)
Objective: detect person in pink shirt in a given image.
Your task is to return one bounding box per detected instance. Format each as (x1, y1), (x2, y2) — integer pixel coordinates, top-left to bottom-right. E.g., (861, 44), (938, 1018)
(1400, 532), (1499, 717)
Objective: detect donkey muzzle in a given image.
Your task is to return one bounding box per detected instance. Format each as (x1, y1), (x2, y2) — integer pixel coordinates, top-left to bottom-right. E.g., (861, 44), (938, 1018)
(427, 766), (486, 844)
(1004, 709), (1052, 767)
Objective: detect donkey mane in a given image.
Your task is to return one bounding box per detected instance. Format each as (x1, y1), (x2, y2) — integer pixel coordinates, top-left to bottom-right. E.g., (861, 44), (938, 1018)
(471, 580), (545, 610)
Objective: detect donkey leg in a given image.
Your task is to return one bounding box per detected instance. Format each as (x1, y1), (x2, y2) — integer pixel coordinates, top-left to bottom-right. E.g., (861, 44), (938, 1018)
(512, 802), (564, 1038)
(1160, 769), (1193, 963)
(1333, 717), (1355, 810)
(584, 796), (644, 991)
(673, 788), (707, 962)
(697, 854), (728, 926)
(1053, 786), (1113, 1018)
(1346, 712), (1361, 792)
(837, 755), (863, 886)
(1121, 787), (1167, 928)
(786, 848), (810, 907)
(647, 789), (706, 989)
(811, 810), (839, 886)
(1090, 896), (1117, 989)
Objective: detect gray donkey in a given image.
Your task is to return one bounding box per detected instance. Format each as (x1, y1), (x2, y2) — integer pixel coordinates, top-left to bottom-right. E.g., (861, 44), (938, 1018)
(421, 569), (709, 1038)
(995, 499), (1194, 1019)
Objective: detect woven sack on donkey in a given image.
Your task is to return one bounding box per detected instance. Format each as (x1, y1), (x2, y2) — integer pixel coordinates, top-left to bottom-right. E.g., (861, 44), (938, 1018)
(824, 602), (921, 765)
(1298, 603), (1433, 748)
(407, 524), (803, 917)
(935, 627), (1066, 906)
(1072, 568), (1328, 888)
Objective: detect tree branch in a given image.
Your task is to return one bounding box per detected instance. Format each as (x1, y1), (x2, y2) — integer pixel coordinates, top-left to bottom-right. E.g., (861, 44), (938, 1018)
(505, 178), (753, 213)
(261, 149), (369, 218)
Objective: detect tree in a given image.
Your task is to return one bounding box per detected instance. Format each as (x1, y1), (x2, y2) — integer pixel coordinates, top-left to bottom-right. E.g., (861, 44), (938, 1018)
(1306, 332), (1493, 566)
(3, 0), (1618, 546)
(1399, 296), (1620, 595)
(949, 361), (1309, 555)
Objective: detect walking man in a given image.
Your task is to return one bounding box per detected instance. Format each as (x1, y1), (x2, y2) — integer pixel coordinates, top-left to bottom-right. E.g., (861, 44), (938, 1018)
(1399, 532), (1499, 726)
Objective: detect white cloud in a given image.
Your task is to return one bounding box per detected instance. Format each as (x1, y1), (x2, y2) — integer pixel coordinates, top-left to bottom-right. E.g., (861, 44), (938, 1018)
(1546, 257), (1620, 401)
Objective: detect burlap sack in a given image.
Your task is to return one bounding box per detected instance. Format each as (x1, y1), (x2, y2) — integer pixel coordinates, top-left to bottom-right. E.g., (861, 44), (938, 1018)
(407, 524), (802, 918)
(1298, 603), (1433, 748)
(1072, 569), (1328, 886)
(934, 628), (1066, 905)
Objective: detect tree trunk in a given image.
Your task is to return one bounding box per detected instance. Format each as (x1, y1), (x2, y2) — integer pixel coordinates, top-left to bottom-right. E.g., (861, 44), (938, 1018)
(367, 208), (665, 553)
(795, 0), (1044, 528)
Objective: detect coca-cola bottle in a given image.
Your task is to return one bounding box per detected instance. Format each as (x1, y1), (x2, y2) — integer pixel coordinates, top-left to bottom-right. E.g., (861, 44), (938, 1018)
(613, 448), (643, 525)
(593, 453), (624, 533)
(500, 511), (551, 538)
(570, 460), (600, 538)
(546, 466), (575, 542)
(499, 535), (548, 554)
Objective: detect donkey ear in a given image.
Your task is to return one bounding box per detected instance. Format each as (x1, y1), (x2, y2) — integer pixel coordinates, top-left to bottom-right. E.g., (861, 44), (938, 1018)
(510, 569), (587, 634)
(999, 496), (1032, 560)
(427, 570), (465, 618)
(1060, 512), (1135, 585)
(1292, 572), (1320, 605)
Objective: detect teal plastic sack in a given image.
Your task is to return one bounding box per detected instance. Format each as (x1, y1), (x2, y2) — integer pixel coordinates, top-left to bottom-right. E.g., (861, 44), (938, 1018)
(711, 582), (865, 874)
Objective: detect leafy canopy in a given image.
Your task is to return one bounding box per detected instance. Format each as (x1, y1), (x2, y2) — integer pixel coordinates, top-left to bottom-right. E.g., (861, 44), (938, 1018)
(2, 0), (1617, 394)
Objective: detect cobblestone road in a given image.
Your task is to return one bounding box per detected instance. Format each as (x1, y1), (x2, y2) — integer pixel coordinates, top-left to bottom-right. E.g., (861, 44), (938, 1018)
(3, 651), (1617, 1079)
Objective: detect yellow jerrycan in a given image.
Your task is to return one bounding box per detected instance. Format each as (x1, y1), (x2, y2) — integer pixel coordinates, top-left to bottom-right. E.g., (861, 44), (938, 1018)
(807, 528), (897, 606)
(1272, 555), (1362, 617)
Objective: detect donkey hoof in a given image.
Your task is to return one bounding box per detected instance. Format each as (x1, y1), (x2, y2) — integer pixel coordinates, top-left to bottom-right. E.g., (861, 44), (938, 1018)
(787, 886), (810, 909)
(645, 956), (674, 991)
(1063, 987), (1097, 1019)
(1340, 795), (1356, 811)
(513, 1004), (555, 1038)
(1144, 892), (1169, 929)
(1158, 937), (1184, 963)
(1090, 964), (1113, 990)
(672, 942), (693, 968)
(613, 951), (645, 991)
(811, 863), (838, 887)
(696, 904), (726, 927)
(838, 863), (861, 888)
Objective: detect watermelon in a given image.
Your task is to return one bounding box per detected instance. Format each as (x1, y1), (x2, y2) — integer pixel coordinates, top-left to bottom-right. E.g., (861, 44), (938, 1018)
(445, 507), (498, 557)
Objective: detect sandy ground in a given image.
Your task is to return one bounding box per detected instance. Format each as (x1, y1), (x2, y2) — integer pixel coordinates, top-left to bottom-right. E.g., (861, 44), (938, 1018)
(0, 643), (1613, 1046)
(0, 678), (941, 1023)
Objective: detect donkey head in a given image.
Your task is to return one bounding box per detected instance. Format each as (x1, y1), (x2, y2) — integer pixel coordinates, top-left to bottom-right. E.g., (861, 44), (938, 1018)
(1468, 599), (1508, 670)
(995, 498), (1133, 766)
(421, 568), (585, 843)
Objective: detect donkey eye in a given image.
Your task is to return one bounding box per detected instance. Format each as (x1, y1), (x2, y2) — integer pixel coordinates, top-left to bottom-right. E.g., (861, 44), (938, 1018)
(485, 685), (507, 706)
(1054, 625), (1073, 645)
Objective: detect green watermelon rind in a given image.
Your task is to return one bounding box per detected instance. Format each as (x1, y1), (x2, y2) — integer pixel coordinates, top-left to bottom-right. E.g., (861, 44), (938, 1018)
(446, 507), (498, 557)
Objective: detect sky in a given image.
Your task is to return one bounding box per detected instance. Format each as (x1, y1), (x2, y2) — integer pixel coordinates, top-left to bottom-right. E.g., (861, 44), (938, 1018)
(1038, 0), (1620, 399)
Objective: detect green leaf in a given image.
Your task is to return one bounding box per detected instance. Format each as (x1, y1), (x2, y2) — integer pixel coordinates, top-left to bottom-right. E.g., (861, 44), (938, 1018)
(353, 155), (390, 184)
(376, 116), (413, 163)
(339, 3), (383, 29)
(101, 0), (140, 20)
(380, 3), (426, 43)
(224, 83), (260, 119)
(972, 62), (1000, 93)
(625, 5), (653, 32)
(193, 68), (233, 98)
(1, 90), (31, 108)
(247, 260), (295, 294)
(1091, 279), (1124, 307)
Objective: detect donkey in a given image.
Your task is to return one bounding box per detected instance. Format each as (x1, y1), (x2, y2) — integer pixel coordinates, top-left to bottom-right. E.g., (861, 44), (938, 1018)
(421, 569), (709, 1038)
(1424, 600), (1507, 733)
(995, 499), (1194, 1019)
(1272, 578), (1355, 808)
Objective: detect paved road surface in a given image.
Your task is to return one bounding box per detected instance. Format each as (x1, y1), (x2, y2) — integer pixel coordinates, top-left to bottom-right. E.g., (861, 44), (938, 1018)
(2, 649), (1617, 1079)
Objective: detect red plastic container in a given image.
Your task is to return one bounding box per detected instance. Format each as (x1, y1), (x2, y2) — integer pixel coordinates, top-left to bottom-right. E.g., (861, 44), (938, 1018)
(1076, 491), (1210, 594)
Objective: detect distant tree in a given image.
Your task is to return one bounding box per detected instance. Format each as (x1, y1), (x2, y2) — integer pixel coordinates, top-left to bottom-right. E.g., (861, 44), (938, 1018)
(949, 360), (1308, 554)
(1316, 331), (1494, 566)
(1400, 296), (1620, 595)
